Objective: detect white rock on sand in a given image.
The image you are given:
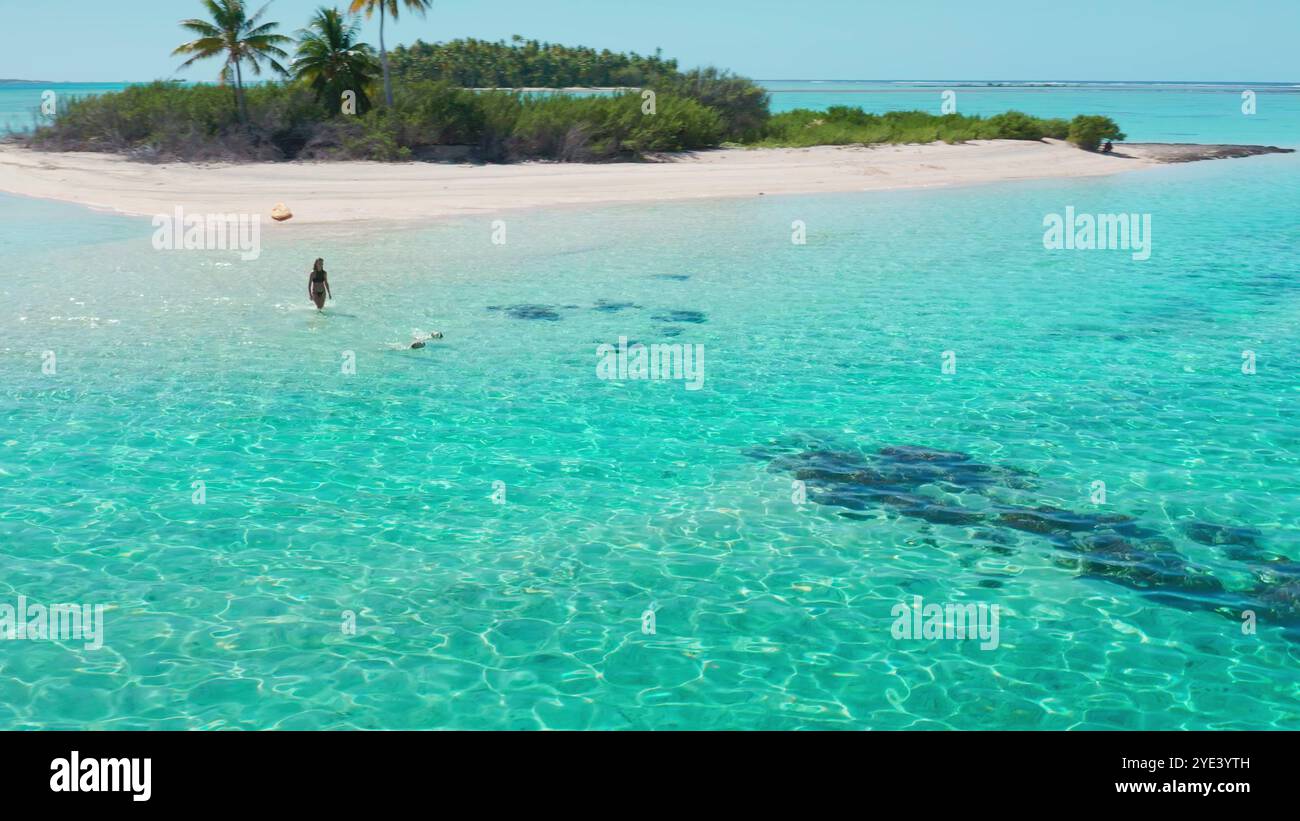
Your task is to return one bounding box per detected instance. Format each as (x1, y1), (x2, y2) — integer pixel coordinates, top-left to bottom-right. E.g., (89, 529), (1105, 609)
(0, 138), (1164, 225)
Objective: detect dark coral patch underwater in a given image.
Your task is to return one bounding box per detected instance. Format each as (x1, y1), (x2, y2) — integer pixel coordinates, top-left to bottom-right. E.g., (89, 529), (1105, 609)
(591, 300), (642, 313)
(749, 435), (1298, 636)
(487, 304), (563, 321)
(651, 310), (707, 324)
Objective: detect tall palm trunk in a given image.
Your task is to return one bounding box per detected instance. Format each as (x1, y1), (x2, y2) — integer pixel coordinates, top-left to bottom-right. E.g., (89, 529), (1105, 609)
(233, 57), (249, 123)
(379, 8), (394, 106)
(229, 64), (241, 117)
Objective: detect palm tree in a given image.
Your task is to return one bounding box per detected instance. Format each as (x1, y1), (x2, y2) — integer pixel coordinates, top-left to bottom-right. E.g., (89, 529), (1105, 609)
(347, 0), (433, 107)
(293, 8), (379, 113)
(173, 0), (292, 123)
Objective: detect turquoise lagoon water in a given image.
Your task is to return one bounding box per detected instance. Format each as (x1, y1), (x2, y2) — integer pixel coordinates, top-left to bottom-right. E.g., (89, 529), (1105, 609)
(1, 86), (1299, 729)
(0, 82), (130, 134)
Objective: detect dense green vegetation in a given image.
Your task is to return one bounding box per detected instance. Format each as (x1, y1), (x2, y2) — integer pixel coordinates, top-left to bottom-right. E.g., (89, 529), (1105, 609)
(667, 67), (769, 141)
(335, 82), (724, 162)
(16, 1), (1124, 162)
(23, 80), (725, 162)
(388, 37), (770, 141)
(25, 82), (1122, 162)
(757, 107), (1069, 146)
(22, 81), (1124, 162)
(755, 107), (1125, 151)
(388, 36), (680, 88)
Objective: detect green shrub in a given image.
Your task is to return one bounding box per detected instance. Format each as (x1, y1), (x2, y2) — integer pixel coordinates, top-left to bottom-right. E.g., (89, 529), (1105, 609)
(388, 38), (765, 143)
(392, 81), (485, 144)
(388, 36), (680, 88)
(660, 67), (769, 141)
(1066, 115), (1125, 151)
(754, 107), (1113, 149)
(984, 111), (1045, 140)
(337, 121), (411, 161)
(1040, 118), (1070, 139)
(501, 91), (722, 161)
(28, 80), (324, 161)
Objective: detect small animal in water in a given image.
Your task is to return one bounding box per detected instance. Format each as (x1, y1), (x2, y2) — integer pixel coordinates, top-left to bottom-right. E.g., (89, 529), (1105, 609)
(409, 330), (443, 349)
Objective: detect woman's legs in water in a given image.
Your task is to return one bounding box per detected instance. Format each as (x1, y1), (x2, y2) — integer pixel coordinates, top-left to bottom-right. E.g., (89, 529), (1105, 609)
(312, 289), (326, 310)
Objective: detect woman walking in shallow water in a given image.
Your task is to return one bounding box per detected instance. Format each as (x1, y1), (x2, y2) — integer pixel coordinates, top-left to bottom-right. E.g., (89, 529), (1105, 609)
(307, 258), (332, 310)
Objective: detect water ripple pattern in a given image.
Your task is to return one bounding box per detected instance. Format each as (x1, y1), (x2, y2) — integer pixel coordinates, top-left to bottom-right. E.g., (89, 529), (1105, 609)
(1, 93), (1298, 729)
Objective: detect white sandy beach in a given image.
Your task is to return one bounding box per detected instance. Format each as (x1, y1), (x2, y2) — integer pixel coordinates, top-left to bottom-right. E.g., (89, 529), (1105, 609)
(0, 138), (1160, 224)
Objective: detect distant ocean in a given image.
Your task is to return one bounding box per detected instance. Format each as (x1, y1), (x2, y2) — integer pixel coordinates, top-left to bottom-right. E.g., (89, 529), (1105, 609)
(0, 82), (129, 133)
(2, 79), (1298, 729)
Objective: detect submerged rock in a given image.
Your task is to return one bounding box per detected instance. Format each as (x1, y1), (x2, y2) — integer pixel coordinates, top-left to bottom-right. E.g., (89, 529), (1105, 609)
(1255, 560), (1300, 580)
(1051, 532), (1252, 619)
(904, 503), (986, 526)
(1182, 521), (1268, 562)
(1182, 521), (1261, 547)
(592, 300), (641, 313)
(878, 445), (972, 464)
(997, 506), (1151, 539)
(1239, 562), (1300, 628)
(878, 445), (1036, 490)
(1182, 521), (1260, 546)
(754, 438), (1273, 629)
(1121, 143), (1296, 163)
(489, 304), (563, 321)
(1067, 533), (1221, 591)
(651, 310), (707, 324)
(1254, 578), (1300, 622)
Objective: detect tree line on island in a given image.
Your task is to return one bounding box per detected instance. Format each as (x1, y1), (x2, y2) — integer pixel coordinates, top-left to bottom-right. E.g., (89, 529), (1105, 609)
(19, 0), (1124, 162)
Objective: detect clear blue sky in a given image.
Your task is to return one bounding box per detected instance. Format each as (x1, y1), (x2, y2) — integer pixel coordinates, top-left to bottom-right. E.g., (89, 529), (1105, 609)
(3, 0), (1297, 82)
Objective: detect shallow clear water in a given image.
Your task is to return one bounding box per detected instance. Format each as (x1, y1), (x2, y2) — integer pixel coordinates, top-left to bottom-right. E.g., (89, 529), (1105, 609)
(1, 87), (1298, 729)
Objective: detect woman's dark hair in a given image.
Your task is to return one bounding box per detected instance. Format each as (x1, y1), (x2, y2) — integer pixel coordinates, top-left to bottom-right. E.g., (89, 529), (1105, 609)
(313, 258), (325, 272)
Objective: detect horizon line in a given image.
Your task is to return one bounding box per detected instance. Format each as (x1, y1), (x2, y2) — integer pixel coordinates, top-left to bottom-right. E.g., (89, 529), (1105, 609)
(4, 77), (1299, 86)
